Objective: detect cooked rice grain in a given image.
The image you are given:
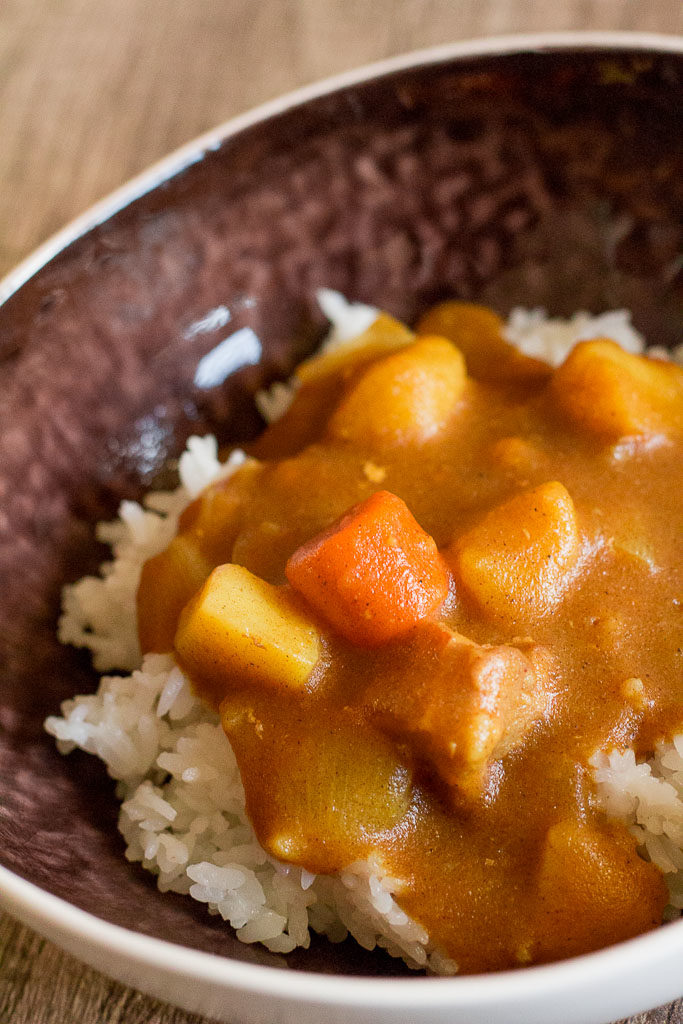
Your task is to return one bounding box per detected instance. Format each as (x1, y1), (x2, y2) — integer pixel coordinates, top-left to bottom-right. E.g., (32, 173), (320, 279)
(46, 651), (454, 970)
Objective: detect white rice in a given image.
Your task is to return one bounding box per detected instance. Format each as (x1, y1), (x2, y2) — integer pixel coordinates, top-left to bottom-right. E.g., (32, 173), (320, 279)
(503, 307), (645, 365)
(505, 307), (683, 370)
(46, 650), (452, 968)
(592, 744), (683, 914)
(58, 440), (247, 673)
(255, 288), (380, 424)
(46, 291), (682, 970)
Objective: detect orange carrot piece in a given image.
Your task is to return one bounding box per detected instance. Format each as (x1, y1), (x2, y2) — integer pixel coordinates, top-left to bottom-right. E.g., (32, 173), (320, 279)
(285, 490), (450, 646)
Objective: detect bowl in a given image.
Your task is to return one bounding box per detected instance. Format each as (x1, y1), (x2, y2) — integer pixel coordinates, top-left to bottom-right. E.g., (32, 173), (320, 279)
(0, 32), (681, 1024)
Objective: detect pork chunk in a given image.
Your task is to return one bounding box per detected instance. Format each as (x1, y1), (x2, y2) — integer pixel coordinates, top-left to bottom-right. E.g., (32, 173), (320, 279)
(364, 623), (558, 803)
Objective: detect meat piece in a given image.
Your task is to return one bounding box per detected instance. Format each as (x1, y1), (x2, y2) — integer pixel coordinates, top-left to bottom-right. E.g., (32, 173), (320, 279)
(363, 623), (558, 803)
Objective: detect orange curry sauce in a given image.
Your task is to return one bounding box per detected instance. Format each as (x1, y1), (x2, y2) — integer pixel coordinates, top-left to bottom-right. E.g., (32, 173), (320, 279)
(137, 303), (683, 973)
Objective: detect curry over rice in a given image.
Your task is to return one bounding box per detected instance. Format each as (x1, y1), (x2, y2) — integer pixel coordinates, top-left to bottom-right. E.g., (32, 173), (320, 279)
(132, 302), (682, 972)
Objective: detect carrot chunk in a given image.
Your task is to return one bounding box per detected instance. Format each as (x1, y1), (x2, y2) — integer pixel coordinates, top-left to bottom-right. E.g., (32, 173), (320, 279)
(285, 490), (450, 646)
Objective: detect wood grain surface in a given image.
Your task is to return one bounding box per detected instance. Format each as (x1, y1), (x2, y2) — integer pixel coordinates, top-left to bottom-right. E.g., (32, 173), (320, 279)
(1, 2), (681, 1022)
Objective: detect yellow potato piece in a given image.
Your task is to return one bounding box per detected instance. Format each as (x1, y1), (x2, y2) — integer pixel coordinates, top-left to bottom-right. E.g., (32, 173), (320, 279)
(137, 535), (213, 654)
(451, 481), (580, 622)
(220, 691), (412, 875)
(611, 509), (660, 571)
(528, 819), (668, 964)
(328, 335), (466, 447)
(296, 312), (413, 385)
(551, 339), (683, 442)
(251, 316), (415, 458)
(417, 300), (551, 384)
(175, 564), (322, 706)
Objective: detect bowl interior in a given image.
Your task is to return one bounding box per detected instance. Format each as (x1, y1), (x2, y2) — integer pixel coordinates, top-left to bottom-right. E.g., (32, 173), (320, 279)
(0, 43), (681, 976)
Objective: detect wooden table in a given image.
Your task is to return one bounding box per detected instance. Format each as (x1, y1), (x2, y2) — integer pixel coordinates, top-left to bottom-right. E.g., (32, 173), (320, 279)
(1, 2), (681, 1021)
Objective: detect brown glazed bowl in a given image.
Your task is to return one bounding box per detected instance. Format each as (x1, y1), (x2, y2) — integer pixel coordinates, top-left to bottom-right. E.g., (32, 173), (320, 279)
(0, 33), (681, 1024)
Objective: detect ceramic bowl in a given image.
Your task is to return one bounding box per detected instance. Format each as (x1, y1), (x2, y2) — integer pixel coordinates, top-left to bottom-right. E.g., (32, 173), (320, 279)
(0, 32), (681, 1024)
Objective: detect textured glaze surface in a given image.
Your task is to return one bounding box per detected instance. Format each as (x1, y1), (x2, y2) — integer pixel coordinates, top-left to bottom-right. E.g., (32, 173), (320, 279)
(0, 47), (681, 975)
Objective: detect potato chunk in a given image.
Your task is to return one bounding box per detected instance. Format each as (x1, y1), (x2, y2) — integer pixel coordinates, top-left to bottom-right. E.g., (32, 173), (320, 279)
(138, 536), (212, 654)
(175, 564), (322, 707)
(178, 482), (244, 566)
(528, 819), (668, 964)
(138, 462), (260, 653)
(328, 336), (466, 447)
(220, 691), (412, 875)
(295, 311), (414, 385)
(551, 339), (683, 442)
(364, 623), (557, 803)
(450, 482), (580, 623)
(253, 316), (416, 458)
(417, 301), (551, 385)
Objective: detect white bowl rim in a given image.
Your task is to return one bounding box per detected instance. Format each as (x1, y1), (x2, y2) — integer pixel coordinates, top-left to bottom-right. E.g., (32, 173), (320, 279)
(1, 862), (682, 1008)
(1, 28), (682, 1014)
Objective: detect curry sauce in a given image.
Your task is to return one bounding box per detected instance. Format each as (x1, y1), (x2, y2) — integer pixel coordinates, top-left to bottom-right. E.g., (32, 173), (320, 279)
(137, 303), (682, 972)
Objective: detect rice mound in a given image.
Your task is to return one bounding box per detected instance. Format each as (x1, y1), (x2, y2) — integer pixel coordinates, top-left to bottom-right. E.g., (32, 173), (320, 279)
(45, 292), (683, 971)
(46, 650), (450, 969)
(592, 745), (683, 914)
